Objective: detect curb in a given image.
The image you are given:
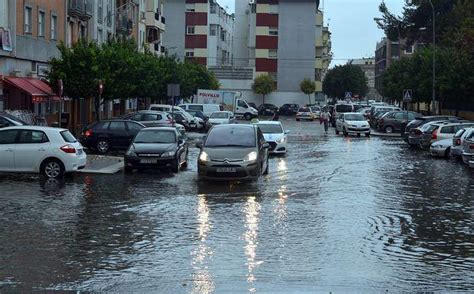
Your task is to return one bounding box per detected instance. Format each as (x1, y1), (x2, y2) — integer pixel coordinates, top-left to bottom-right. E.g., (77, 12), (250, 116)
(77, 161), (124, 175)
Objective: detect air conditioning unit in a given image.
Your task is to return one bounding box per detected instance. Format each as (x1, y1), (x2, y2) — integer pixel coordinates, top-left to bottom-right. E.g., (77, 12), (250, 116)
(140, 11), (146, 21)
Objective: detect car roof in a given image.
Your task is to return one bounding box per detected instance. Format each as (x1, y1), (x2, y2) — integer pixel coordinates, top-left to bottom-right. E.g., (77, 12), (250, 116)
(344, 112), (363, 115)
(136, 110), (168, 114)
(0, 126), (68, 132)
(141, 127), (176, 131)
(212, 124), (255, 130)
(256, 120), (282, 125)
(434, 121), (474, 127)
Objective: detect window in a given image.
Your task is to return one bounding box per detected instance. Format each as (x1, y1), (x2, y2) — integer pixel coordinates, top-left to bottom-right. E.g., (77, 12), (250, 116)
(269, 27), (278, 36)
(405, 45), (414, 54)
(18, 130), (49, 144)
(24, 7), (32, 34)
(394, 112), (405, 120)
(186, 26), (195, 35)
(220, 29), (226, 41)
(185, 4), (195, 12)
(210, 3), (217, 14)
(0, 130), (18, 144)
(210, 24), (217, 36)
(269, 49), (278, 59)
(51, 15), (57, 40)
(143, 114), (160, 121)
(250, 4), (256, 13)
(189, 105), (204, 111)
(98, 28), (103, 43)
(126, 122), (144, 134)
(38, 11), (45, 37)
(185, 51), (194, 57)
(440, 126), (455, 134)
(238, 100), (247, 108)
(98, 0), (103, 23)
(60, 131), (77, 143)
(109, 122), (126, 132)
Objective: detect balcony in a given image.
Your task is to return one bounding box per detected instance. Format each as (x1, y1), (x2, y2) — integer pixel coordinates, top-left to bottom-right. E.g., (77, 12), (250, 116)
(116, 12), (133, 35)
(68, 0), (93, 20)
(145, 11), (165, 31)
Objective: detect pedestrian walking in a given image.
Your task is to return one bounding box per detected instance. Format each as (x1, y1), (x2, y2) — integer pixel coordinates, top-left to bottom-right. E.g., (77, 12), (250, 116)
(321, 110), (330, 134)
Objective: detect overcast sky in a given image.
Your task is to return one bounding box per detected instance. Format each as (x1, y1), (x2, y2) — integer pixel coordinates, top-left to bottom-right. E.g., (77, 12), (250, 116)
(217, 0), (404, 66)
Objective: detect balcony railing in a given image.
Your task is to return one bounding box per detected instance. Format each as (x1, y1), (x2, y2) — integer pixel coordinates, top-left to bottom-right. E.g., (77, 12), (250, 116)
(68, 0), (93, 20)
(116, 12), (133, 35)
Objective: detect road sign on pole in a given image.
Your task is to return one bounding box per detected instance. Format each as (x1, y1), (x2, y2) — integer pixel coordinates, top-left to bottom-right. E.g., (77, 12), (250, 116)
(403, 89), (412, 103)
(345, 92), (352, 99)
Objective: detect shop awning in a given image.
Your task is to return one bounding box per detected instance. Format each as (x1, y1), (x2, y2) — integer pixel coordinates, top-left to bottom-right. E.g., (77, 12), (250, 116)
(3, 77), (59, 103)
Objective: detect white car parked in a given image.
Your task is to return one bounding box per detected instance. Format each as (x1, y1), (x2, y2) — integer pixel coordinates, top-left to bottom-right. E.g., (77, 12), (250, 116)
(255, 121), (288, 154)
(336, 112), (371, 137)
(149, 104), (204, 131)
(429, 138), (453, 158)
(0, 126), (86, 178)
(208, 111), (235, 126)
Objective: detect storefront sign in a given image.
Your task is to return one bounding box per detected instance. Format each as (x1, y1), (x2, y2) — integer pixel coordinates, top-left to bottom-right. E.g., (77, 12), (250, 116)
(32, 96), (47, 104)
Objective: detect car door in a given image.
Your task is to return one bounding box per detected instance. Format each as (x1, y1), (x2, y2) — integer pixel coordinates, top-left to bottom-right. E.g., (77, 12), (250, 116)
(236, 99), (247, 115)
(336, 114), (344, 131)
(0, 129), (19, 172)
(14, 130), (51, 172)
(108, 121), (129, 149)
(141, 113), (159, 127)
(177, 132), (187, 164)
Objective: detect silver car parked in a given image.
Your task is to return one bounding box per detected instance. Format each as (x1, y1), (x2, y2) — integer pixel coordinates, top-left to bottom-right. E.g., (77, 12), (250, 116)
(197, 124), (269, 181)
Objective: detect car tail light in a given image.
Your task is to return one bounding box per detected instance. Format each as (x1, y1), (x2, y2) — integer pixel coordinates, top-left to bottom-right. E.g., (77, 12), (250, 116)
(455, 139), (461, 145)
(469, 144), (474, 150)
(431, 131), (437, 140)
(83, 129), (92, 137)
(414, 129), (422, 135)
(60, 144), (76, 154)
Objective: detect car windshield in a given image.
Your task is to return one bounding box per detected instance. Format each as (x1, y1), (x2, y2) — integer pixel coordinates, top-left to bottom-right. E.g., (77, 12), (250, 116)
(345, 114), (365, 121)
(310, 107), (320, 112)
(134, 130), (176, 144)
(336, 105), (353, 113)
(299, 108), (310, 112)
(257, 124), (283, 134)
(210, 112), (230, 119)
(205, 127), (255, 147)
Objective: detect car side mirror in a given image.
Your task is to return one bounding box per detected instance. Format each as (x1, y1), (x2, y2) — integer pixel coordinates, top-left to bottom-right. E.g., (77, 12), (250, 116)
(195, 142), (203, 148)
(262, 142), (270, 149)
(284, 130), (290, 134)
(178, 139), (184, 145)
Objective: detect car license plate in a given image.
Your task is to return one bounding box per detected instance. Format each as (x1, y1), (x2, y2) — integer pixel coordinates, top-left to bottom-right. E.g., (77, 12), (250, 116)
(140, 159), (157, 164)
(216, 167), (236, 173)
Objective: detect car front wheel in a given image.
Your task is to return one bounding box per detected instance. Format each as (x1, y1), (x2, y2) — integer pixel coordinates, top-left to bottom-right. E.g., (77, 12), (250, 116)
(172, 157), (180, 173)
(96, 139), (110, 154)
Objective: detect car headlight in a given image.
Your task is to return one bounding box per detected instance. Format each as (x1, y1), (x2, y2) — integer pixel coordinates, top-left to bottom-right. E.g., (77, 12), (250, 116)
(126, 147), (136, 156)
(199, 151), (210, 162)
(277, 136), (286, 143)
(162, 151), (175, 157)
(244, 151), (258, 162)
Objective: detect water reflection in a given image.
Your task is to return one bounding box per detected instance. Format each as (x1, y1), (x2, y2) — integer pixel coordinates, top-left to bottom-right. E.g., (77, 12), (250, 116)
(243, 196), (262, 293)
(191, 195), (214, 294)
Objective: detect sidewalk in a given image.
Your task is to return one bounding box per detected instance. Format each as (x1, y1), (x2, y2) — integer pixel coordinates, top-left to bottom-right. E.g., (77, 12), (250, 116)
(77, 155), (124, 175)
(370, 129), (402, 138)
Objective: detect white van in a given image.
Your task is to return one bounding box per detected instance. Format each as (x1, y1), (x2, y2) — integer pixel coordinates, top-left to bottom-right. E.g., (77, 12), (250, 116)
(148, 104), (204, 130)
(179, 103), (221, 117)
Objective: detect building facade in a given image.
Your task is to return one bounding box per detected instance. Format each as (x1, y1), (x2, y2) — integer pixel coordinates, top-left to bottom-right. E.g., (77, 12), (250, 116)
(162, 0), (234, 66)
(230, 0), (331, 106)
(348, 57), (382, 101)
(91, 0), (116, 44)
(144, 0), (166, 56)
(375, 37), (417, 99)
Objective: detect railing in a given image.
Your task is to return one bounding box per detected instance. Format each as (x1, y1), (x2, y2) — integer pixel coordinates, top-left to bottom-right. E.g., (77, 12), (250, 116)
(68, 0), (93, 19)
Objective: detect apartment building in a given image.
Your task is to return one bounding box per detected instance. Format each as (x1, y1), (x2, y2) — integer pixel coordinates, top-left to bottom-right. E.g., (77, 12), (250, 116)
(231, 0), (331, 105)
(348, 58), (382, 101)
(375, 37), (418, 98)
(163, 0), (234, 66)
(0, 0), (65, 114)
(144, 0), (166, 55)
(91, 0), (116, 44)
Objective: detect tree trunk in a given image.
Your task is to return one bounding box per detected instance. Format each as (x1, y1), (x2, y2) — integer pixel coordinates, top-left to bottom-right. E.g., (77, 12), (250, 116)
(308, 94), (311, 105)
(262, 94), (265, 105)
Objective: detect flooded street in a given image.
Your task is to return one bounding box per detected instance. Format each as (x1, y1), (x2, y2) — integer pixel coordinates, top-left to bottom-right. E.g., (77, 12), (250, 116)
(1, 120), (473, 293)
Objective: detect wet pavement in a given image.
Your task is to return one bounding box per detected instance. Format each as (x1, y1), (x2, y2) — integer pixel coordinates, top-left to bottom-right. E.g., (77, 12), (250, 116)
(0, 119), (473, 293)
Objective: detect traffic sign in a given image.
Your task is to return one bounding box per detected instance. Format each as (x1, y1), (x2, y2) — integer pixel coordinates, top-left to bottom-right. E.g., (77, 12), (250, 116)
(403, 89), (412, 102)
(345, 92), (352, 99)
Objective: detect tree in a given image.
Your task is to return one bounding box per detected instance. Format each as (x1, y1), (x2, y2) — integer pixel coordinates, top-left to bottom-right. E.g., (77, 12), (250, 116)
(179, 61), (220, 101)
(300, 79), (316, 104)
(252, 74), (275, 104)
(323, 64), (368, 101)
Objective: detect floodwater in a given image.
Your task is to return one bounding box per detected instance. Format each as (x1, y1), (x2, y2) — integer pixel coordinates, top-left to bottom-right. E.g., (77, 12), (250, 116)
(0, 120), (473, 293)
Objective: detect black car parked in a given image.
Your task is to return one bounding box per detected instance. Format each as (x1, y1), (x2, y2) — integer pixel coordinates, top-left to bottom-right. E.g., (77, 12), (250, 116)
(258, 103), (279, 116)
(124, 127), (188, 173)
(279, 104), (300, 116)
(0, 113), (29, 128)
(80, 120), (145, 154)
